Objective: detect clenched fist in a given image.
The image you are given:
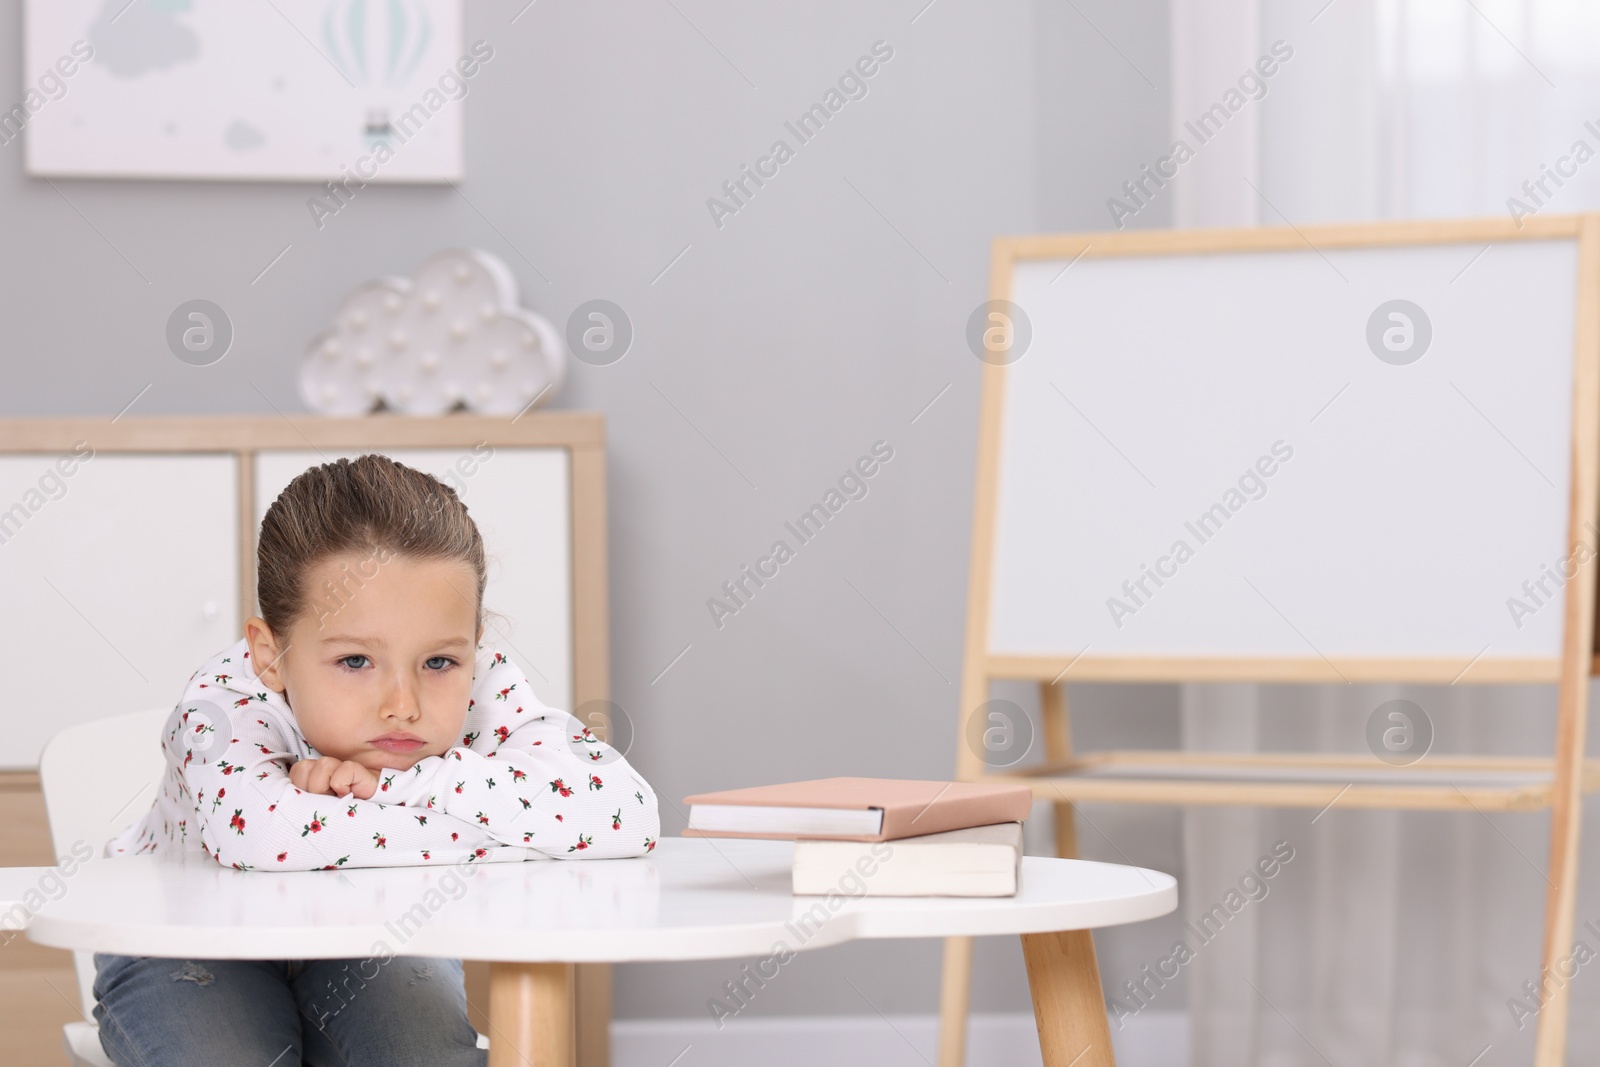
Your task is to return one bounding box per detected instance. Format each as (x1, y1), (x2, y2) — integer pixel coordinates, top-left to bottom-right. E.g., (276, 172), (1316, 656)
(289, 757), (380, 800)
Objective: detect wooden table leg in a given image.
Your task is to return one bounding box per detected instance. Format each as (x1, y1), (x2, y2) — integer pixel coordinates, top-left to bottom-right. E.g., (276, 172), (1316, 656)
(1021, 929), (1116, 1067)
(488, 961), (574, 1067)
(575, 963), (611, 1067)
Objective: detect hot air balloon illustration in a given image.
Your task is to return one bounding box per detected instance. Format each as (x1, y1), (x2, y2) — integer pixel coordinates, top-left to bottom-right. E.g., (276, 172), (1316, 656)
(320, 0), (433, 88)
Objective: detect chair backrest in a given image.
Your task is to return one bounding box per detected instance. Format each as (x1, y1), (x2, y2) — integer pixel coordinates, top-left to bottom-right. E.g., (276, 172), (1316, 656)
(38, 706), (171, 1016)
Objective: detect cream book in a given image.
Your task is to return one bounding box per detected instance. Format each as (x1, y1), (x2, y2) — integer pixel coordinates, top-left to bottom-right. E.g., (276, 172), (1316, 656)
(793, 822), (1024, 897)
(682, 777), (1033, 842)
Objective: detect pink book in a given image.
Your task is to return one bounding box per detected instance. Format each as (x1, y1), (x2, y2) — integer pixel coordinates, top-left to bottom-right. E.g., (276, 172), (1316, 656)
(682, 777), (1032, 842)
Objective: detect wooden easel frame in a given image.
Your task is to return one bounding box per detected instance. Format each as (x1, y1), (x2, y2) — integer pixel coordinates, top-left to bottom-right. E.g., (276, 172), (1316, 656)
(939, 215), (1600, 1067)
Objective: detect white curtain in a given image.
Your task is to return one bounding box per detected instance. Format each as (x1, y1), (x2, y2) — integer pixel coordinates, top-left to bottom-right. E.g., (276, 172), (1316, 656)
(1169, 1), (1600, 1063)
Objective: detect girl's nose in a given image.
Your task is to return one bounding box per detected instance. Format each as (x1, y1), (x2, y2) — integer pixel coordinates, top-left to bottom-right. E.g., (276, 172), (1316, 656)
(380, 673), (422, 719)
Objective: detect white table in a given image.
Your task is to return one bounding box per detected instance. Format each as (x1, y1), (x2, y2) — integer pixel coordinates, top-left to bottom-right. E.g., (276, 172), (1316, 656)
(18, 838), (1176, 1066)
(1, 865), (46, 931)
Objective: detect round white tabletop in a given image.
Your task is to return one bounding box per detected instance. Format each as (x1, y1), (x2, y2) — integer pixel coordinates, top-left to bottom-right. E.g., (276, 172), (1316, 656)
(23, 838), (1176, 963)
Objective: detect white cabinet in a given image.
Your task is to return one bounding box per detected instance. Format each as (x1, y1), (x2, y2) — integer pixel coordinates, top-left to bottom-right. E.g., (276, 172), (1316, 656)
(253, 448), (574, 712)
(0, 453), (239, 769)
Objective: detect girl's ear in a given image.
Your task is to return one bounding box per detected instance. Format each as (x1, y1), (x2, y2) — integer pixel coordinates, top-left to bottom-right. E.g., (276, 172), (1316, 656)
(244, 616), (289, 692)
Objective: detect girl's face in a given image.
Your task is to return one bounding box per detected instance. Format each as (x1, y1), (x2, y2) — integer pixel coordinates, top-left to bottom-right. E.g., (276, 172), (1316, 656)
(245, 551), (484, 775)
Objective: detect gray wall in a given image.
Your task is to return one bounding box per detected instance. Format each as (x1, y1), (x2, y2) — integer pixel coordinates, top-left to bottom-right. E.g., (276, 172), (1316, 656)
(0, 0), (1175, 1022)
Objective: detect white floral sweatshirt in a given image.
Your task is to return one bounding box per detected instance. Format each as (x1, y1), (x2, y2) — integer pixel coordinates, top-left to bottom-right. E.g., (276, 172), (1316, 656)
(104, 638), (660, 872)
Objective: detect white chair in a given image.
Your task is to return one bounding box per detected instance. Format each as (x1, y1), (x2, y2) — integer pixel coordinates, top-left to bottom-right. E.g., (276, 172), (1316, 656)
(38, 706), (489, 1065)
(39, 706), (166, 1067)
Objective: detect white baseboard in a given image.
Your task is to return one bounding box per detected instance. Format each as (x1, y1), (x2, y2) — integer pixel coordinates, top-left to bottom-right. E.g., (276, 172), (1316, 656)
(612, 1009), (1187, 1067)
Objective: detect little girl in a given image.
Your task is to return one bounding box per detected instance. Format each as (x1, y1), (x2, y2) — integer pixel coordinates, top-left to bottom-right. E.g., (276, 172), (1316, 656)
(95, 453), (660, 1065)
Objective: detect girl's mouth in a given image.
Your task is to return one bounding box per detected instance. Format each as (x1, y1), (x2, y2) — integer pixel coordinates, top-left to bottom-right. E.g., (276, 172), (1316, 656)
(371, 737), (426, 753)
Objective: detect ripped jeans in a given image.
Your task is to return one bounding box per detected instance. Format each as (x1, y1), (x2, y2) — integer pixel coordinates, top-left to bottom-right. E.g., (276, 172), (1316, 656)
(91, 952), (486, 1067)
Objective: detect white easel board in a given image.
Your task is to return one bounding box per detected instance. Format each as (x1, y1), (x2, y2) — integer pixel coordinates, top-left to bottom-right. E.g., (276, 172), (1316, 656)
(978, 222), (1590, 680)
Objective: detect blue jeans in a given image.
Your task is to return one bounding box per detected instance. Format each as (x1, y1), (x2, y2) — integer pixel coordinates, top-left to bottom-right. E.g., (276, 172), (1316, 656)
(91, 952), (486, 1067)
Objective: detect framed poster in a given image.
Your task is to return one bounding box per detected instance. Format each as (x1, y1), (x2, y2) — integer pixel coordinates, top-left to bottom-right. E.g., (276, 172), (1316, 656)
(19, 0), (468, 181)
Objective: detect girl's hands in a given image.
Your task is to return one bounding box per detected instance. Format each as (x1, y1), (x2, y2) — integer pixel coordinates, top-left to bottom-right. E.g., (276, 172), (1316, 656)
(289, 757), (381, 800)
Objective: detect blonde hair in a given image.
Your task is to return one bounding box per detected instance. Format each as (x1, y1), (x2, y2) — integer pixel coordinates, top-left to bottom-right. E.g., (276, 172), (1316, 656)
(256, 454), (498, 638)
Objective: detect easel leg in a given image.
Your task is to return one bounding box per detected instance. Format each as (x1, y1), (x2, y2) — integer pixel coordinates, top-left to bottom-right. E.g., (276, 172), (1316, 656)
(575, 963), (611, 1067)
(488, 961), (574, 1067)
(937, 936), (974, 1067)
(1042, 681), (1079, 858)
(1533, 724), (1587, 1065)
(1021, 929), (1116, 1067)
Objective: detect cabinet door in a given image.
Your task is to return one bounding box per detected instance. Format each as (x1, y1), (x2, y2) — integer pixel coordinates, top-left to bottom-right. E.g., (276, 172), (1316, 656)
(0, 454), (239, 769)
(253, 448), (573, 712)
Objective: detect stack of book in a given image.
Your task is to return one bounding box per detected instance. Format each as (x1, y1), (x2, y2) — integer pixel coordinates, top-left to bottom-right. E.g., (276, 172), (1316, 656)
(683, 777), (1033, 897)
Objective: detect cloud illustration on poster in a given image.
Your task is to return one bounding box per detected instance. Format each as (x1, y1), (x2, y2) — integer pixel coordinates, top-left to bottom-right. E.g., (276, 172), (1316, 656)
(87, 0), (200, 79)
(299, 249), (566, 417)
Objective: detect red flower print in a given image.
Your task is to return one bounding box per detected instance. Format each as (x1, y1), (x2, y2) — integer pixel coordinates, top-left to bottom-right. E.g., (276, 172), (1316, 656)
(451, 832), (460, 842)
(555, 813), (564, 822)
(495, 684), (516, 701)
(644, 837), (656, 852)
(421, 850), (431, 860)
(302, 811), (327, 836)
(550, 779), (572, 797)
(476, 812), (490, 825)
(611, 809), (621, 830)
(373, 833), (387, 849)
(461, 731), (480, 747)
(276, 851), (288, 862)
(455, 781), (465, 794)
(494, 726), (510, 744)
(588, 774), (603, 791)
(511, 769), (527, 782)
(568, 835), (593, 852)
(229, 809), (246, 834)
(347, 804), (358, 817)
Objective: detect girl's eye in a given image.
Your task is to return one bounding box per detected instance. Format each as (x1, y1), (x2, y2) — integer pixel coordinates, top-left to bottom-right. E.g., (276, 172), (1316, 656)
(337, 654), (456, 672)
